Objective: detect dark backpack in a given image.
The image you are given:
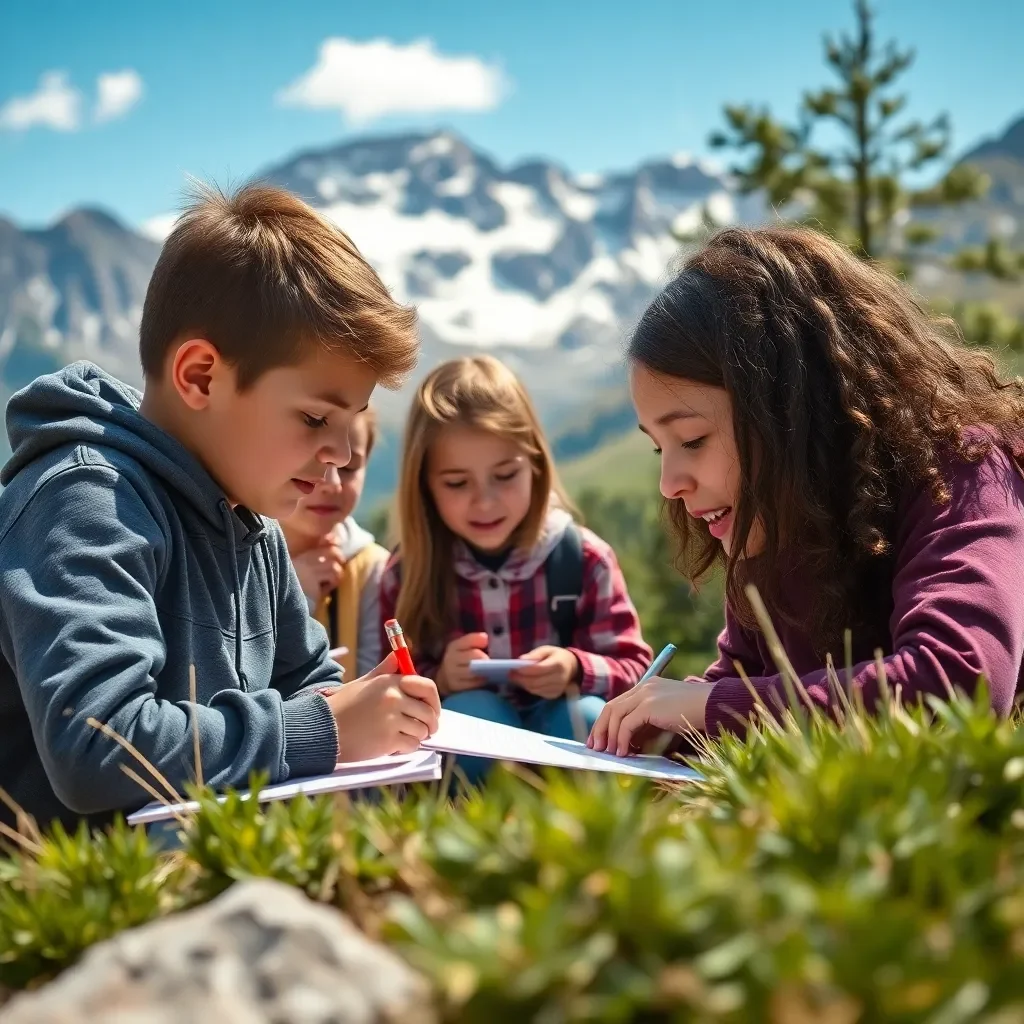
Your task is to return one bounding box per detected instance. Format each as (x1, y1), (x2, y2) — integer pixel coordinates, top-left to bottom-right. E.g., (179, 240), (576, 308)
(544, 523), (585, 648)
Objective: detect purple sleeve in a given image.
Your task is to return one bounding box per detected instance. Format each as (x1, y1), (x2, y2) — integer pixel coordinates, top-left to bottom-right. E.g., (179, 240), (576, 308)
(705, 447), (1024, 734)
(701, 612), (766, 684)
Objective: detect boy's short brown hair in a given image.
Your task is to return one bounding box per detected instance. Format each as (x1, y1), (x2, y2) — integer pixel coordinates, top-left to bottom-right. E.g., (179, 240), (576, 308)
(140, 182), (418, 389)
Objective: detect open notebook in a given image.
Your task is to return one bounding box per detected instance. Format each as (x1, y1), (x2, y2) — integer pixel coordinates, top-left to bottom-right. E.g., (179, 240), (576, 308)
(127, 708), (699, 826)
(424, 709), (702, 781)
(126, 749), (443, 826)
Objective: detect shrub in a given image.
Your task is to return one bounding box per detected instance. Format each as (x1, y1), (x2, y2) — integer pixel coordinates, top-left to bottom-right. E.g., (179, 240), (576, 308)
(0, 818), (185, 989)
(4, 689), (1024, 1021)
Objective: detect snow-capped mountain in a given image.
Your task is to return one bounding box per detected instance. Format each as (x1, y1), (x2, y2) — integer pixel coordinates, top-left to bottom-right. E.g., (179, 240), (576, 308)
(0, 129), (768, 483)
(254, 131), (765, 421)
(0, 208), (160, 392)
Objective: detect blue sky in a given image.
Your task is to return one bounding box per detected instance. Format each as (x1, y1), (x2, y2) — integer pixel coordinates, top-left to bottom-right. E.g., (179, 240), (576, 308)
(2, 0), (1022, 231)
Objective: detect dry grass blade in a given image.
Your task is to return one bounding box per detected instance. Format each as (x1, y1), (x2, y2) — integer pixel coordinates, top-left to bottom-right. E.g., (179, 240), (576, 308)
(566, 684), (588, 745)
(827, 654), (870, 747)
(0, 784), (42, 847)
(502, 760), (549, 791)
(430, 754), (457, 814)
(0, 818), (42, 855)
(86, 717), (183, 805)
(744, 584), (817, 723)
(189, 664), (203, 788)
(845, 628), (868, 718)
(825, 653), (852, 713)
(119, 765), (191, 829)
(873, 648), (891, 706)
(735, 659), (778, 720)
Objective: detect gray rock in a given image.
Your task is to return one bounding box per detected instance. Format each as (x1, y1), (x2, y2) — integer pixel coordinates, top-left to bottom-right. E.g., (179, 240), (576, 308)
(0, 879), (435, 1024)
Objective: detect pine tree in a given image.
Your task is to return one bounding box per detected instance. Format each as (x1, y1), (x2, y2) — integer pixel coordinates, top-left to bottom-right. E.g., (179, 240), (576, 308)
(707, 0), (1023, 346)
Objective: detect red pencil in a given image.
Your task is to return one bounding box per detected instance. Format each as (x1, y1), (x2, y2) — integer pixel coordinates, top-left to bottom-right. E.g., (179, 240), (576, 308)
(384, 618), (417, 676)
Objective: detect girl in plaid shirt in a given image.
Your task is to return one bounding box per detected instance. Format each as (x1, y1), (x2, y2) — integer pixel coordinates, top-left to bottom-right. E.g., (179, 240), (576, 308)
(380, 356), (652, 785)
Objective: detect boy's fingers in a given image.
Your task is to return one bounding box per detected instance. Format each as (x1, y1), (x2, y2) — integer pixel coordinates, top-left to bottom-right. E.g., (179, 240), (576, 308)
(396, 715), (431, 743)
(391, 733), (422, 754)
(363, 651), (398, 679)
(399, 675), (441, 716)
(397, 695), (439, 735)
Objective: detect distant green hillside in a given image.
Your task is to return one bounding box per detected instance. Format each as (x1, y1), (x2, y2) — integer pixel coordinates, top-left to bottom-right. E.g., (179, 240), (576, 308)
(559, 428), (656, 499)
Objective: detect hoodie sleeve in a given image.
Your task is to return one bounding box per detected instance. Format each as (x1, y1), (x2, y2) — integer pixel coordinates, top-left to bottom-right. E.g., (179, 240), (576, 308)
(266, 522), (344, 695)
(0, 465), (334, 817)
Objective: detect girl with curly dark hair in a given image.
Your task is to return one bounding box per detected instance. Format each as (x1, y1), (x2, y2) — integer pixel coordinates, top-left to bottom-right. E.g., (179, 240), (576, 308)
(589, 225), (1024, 754)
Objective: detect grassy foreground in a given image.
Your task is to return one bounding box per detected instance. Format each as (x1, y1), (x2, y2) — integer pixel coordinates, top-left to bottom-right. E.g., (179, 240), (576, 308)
(4, 683), (1024, 1021)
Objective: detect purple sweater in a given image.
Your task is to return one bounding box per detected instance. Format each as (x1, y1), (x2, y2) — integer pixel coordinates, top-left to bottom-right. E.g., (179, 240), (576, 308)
(703, 445), (1024, 735)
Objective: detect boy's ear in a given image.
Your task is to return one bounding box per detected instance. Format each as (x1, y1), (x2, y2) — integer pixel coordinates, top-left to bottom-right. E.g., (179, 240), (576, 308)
(170, 338), (232, 411)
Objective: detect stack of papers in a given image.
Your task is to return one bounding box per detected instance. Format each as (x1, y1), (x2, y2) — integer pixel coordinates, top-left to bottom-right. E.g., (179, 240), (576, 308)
(127, 749), (442, 826)
(424, 709), (701, 781)
(127, 707), (699, 826)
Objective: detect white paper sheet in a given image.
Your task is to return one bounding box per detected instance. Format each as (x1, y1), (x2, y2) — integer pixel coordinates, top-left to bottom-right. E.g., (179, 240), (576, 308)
(127, 749), (443, 826)
(423, 709), (702, 781)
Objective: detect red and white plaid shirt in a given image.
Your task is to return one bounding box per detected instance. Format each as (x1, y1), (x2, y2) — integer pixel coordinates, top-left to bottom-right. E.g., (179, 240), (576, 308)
(379, 509), (652, 702)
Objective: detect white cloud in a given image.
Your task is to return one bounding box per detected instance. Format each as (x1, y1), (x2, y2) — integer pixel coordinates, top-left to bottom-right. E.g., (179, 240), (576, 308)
(0, 71), (82, 132)
(277, 37), (506, 124)
(140, 212), (179, 241)
(94, 69), (144, 123)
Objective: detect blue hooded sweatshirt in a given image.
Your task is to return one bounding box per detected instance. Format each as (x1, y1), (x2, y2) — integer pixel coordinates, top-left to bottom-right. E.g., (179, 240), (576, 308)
(0, 362), (341, 830)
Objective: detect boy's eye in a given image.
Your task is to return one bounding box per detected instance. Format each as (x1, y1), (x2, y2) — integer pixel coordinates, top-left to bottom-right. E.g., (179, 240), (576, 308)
(303, 413), (328, 429)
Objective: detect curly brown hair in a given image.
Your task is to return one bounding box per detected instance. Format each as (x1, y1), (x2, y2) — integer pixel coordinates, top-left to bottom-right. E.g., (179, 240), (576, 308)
(629, 225), (1024, 654)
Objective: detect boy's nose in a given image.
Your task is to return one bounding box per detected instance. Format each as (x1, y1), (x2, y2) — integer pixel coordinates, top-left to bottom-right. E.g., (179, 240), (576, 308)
(319, 436), (351, 470)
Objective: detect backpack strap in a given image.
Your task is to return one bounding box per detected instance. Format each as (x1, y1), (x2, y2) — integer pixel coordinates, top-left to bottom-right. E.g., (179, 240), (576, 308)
(544, 523), (584, 649)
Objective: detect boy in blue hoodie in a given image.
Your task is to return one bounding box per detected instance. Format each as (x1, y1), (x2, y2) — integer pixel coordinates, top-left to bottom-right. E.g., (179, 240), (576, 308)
(0, 184), (440, 832)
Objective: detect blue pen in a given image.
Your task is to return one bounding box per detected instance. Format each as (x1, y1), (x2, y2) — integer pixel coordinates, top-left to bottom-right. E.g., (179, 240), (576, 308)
(639, 643), (677, 684)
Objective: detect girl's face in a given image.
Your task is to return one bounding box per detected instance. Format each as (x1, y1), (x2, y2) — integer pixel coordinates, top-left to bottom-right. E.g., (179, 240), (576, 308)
(426, 425), (535, 553)
(630, 362), (761, 558)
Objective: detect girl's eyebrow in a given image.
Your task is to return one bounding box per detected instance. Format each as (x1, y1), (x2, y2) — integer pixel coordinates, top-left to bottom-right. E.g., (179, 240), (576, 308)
(639, 410), (703, 436)
(655, 410), (700, 427)
(437, 457), (520, 475)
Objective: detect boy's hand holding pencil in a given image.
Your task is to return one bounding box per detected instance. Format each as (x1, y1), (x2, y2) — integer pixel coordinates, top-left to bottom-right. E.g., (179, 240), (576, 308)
(325, 638), (439, 760)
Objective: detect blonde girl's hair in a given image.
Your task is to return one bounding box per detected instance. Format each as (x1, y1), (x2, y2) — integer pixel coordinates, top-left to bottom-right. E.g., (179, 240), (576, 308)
(394, 355), (574, 656)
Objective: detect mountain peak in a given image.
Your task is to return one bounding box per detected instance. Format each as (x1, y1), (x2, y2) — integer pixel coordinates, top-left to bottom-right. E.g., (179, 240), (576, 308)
(961, 114), (1024, 164)
(53, 207), (133, 234)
